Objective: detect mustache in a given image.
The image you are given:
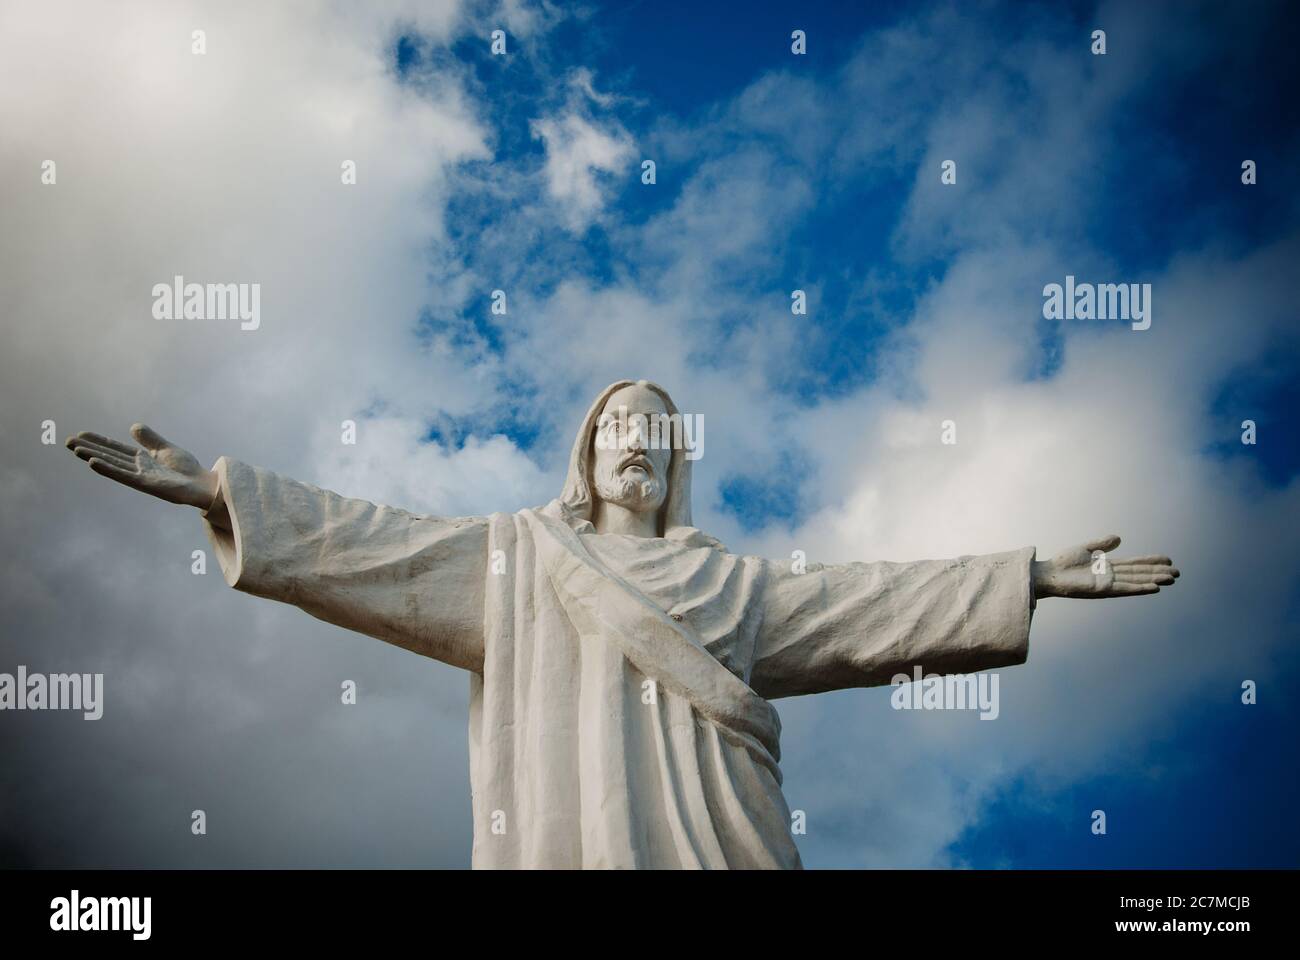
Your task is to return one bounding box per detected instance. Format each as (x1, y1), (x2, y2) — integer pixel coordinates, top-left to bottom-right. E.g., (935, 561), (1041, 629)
(618, 453), (653, 472)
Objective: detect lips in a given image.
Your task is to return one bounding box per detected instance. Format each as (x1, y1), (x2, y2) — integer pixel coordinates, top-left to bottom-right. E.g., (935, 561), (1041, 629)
(620, 455), (651, 473)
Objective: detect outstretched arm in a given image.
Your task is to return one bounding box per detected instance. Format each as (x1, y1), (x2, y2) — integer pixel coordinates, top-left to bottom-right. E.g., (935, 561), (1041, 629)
(749, 534), (1179, 700)
(66, 424), (488, 671)
(749, 545), (1036, 699)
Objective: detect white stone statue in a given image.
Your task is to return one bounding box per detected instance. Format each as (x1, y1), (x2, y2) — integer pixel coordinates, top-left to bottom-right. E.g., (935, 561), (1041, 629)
(66, 379), (1179, 868)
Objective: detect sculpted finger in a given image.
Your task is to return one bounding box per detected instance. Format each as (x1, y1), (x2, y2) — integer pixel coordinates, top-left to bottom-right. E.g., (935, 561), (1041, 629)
(1116, 554), (1172, 566)
(1114, 565), (1180, 580)
(68, 431), (139, 456)
(1112, 564), (1177, 575)
(1085, 534), (1121, 553)
(70, 437), (135, 459)
(73, 444), (135, 471)
(1116, 572), (1176, 586)
(1109, 581), (1159, 596)
(88, 457), (143, 486)
(130, 422), (169, 451)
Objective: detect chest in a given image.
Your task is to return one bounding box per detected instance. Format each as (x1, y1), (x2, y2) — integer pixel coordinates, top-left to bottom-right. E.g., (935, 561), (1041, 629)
(581, 535), (761, 680)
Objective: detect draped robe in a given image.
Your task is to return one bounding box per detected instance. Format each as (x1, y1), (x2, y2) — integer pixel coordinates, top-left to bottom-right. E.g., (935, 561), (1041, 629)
(202, 456), (1036, 869)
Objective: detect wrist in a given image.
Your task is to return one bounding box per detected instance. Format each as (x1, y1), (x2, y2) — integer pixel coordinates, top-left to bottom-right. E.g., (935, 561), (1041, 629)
(189, 470), (220, 511)
(1030, 560), (1057, 599)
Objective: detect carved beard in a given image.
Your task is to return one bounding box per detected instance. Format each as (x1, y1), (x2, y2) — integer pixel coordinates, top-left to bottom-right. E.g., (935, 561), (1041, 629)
(593, 462), (666, 516)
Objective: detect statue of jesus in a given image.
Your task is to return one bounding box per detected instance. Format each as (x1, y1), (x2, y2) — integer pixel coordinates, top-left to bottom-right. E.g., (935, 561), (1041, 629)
(65, 379), (1179, 869)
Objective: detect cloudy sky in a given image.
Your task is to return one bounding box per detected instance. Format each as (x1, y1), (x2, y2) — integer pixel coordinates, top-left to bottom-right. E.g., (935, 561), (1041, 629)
(1, 0), (1297, 868)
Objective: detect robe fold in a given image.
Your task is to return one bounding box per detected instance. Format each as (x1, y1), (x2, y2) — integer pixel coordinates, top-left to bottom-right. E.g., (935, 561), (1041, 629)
(202, 456), (1036, 869)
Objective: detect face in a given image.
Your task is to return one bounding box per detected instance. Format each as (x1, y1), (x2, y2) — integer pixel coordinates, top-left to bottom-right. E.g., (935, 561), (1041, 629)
(590, 383), (672, 516)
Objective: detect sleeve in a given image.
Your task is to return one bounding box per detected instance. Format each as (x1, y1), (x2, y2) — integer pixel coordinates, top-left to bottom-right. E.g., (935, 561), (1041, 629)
(747, 547), (1036, 700)
(200, 456), (488, 672)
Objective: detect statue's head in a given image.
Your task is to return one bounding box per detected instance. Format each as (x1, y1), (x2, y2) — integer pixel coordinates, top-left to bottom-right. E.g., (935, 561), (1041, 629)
(559, 379), (694, 537)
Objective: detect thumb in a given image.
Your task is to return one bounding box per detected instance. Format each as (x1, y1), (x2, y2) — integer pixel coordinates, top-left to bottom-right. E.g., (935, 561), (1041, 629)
(130, 422), (170, 451)
(1084, 534), (1121, 554)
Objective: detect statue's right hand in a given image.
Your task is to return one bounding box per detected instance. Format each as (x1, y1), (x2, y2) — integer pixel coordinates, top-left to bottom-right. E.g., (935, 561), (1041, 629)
(66, 423), (218, 510)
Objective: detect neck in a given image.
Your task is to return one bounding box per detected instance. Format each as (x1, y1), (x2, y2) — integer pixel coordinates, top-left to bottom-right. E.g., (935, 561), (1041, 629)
(592, 500), (659, 538)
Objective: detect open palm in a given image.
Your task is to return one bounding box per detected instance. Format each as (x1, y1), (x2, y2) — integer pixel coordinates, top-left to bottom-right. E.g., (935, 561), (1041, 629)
(66, 423), (217, 509)
(1032, 535), (1180, 599)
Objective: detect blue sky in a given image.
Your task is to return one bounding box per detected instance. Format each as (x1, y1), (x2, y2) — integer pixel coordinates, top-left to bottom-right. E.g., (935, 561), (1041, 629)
(2, 0), (1297, 869)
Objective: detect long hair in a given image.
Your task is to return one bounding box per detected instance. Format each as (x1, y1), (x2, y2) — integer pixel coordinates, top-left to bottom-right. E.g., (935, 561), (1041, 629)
(557, 379), (694, 537)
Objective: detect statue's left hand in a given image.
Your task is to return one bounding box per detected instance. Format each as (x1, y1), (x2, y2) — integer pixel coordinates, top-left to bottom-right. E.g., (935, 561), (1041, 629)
(1032, 535), (1179, 599)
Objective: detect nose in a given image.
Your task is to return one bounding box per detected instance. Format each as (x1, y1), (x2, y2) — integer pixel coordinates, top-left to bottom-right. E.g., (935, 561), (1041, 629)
(625, 418), (649, 452)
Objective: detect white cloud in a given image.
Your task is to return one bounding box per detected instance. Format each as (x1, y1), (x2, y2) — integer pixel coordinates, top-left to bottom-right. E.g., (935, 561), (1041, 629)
(530, 111), (634, 232)
(311, 415), (552, 517)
